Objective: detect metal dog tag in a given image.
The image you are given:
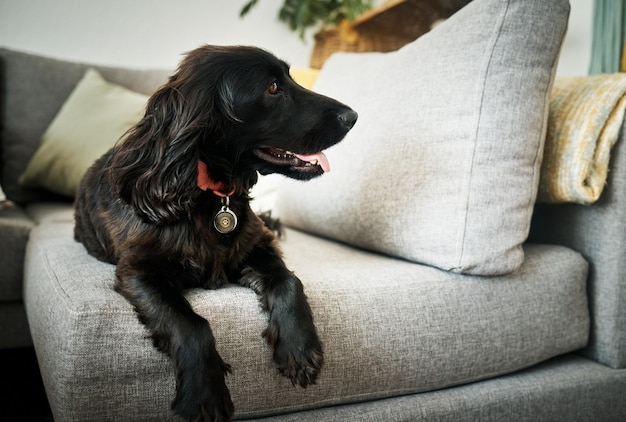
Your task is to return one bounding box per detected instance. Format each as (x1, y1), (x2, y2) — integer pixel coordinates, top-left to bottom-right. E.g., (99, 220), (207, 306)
(213, 196), (237, 234)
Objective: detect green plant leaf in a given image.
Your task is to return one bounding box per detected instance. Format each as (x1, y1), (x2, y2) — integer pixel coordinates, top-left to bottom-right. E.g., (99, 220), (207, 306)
(240, 0), (259, 18)
(241, 0), (374, 38)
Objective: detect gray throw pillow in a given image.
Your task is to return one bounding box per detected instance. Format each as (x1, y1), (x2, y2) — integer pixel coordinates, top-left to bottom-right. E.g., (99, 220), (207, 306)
(274, 0), (570, 275)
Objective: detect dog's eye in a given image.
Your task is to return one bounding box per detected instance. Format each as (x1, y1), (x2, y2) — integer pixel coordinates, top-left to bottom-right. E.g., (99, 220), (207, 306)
(267, 81), (279, 95)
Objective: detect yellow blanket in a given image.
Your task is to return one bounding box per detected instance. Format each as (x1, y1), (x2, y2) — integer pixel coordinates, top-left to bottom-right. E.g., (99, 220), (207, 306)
(538, 74), (626, 204)
(290, 67), (320, 90)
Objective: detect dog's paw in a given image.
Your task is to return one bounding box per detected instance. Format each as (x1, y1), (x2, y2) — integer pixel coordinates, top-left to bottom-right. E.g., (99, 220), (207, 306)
(238, 266), (266, 296)
(264, 319), (324, 388)
(171, 359), (234, 422)
(281, 343), (324, 388)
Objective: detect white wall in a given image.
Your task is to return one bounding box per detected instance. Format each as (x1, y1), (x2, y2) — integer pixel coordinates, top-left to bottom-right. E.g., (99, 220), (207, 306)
(0, 0), (315, 69)
(557, 0), (593, 77)
(0, 0), (592, 75)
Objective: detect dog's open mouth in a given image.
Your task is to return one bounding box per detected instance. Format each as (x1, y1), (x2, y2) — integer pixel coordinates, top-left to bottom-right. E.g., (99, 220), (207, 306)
(254, 147), (331, 173)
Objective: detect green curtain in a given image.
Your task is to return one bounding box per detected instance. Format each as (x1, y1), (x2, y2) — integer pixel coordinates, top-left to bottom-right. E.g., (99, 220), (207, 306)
(589, 0), (626, 74)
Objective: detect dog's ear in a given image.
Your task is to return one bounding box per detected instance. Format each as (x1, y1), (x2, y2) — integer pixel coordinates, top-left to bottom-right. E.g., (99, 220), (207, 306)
(109, 83), (202, 225)
(216, 77), (240, 122)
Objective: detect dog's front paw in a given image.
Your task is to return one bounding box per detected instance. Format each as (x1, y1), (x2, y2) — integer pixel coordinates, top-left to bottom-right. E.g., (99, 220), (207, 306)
(264, 318), (324, 388)
(171, 358), (234, 422)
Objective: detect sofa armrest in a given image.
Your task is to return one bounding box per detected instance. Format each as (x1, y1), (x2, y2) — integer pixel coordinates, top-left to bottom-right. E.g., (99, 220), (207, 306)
(530, 120), (626, 369)
(0, 203), (34, 300)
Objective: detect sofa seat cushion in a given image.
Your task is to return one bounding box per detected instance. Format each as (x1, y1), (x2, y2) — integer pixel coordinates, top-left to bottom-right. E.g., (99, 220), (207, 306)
(24, 223), (589, 420)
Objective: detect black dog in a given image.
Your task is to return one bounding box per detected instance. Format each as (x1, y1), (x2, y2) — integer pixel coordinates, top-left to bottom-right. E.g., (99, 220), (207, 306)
(74, 45), (357, 421)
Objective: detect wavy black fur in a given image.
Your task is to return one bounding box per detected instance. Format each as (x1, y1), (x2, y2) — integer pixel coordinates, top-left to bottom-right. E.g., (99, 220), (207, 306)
(74, 45), (356, 422)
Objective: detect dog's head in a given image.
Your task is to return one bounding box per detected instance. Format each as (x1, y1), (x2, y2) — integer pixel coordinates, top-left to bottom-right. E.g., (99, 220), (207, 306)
(110, 45), (356, 224)
(184, 45), (357, 180)
(198, 46), (358, 177)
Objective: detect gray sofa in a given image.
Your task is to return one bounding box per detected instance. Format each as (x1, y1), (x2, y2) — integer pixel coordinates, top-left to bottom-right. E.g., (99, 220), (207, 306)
(2, 0), (626, 420)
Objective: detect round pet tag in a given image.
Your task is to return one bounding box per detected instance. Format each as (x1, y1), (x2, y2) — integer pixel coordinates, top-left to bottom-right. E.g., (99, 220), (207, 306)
(214, 207), (238, 234)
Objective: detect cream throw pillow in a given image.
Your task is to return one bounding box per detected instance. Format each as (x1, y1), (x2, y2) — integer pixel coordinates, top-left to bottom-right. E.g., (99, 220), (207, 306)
(19, 68), (148, 197)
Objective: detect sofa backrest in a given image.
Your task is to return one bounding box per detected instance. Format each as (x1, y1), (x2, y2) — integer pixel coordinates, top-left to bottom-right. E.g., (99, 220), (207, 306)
(0, 48), (171, 204)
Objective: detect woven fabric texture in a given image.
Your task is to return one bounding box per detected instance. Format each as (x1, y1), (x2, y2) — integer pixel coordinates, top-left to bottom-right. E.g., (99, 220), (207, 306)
(538, 74), (626, 204)
(24, 221), (588, 420)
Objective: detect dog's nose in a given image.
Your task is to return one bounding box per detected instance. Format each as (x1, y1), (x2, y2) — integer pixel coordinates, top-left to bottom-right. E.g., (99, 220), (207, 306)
(338, 110), (358, 130)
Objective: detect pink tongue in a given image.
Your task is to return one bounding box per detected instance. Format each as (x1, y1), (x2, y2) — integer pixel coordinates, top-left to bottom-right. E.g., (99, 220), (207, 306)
(294, 152), (331, 172)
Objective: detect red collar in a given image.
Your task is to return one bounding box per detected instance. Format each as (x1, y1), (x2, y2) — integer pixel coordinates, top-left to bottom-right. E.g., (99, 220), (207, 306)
(197, 161), (235, 197)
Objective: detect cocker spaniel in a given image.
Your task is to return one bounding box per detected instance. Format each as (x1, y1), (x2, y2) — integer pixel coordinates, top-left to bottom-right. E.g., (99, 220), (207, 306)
(74, 45), (357, 421)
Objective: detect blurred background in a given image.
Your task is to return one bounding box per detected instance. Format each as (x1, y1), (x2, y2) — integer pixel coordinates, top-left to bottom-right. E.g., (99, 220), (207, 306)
(0, 0), (593, 76)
